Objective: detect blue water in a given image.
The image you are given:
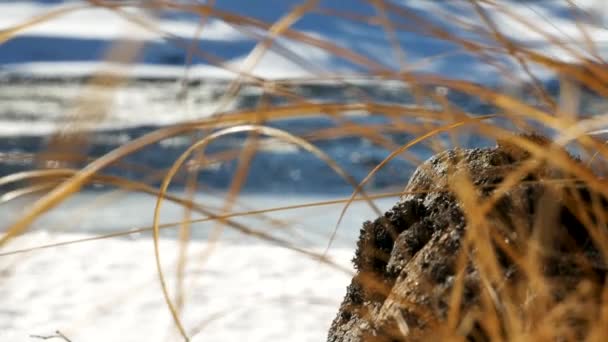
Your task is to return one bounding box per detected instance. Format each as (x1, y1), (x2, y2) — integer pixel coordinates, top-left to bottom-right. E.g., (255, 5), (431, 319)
(0, 77), (605, 194)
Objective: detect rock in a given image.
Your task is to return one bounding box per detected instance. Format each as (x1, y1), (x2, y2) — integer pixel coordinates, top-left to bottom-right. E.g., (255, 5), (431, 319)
(328, 135), (607, 341)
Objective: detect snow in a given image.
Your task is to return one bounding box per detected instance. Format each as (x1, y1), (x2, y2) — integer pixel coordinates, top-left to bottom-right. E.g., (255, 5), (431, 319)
(0, 3), (247, 42)
(1, 1), (607, 81)
(0, 231), (353, 342)
(4, 61), (233, 79)
(0, 192), (396, 341)
(1, 0), (607, 134)
(0, 192), (397, 340)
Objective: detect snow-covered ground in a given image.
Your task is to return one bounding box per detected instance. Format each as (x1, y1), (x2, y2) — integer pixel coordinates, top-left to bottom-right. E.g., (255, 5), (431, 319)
(1, 231), (353, 342)
(0, 192), (396, 341)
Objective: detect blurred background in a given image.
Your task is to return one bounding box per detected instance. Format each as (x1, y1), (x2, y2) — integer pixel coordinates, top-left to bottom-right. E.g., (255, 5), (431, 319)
(1, 0), (607, 194)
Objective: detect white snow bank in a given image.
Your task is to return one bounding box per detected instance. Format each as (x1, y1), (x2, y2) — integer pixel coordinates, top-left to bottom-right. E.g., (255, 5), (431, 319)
(0, 3), (247, 42)
(0, 231), (353, 342)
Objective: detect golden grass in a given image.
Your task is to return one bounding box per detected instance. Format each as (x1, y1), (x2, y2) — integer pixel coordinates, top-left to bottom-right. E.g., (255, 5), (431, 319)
(1, 0), (608, 340)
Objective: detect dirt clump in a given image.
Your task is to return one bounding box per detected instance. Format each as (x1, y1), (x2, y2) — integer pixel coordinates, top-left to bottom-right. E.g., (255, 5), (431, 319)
(328, 135), (607, 341)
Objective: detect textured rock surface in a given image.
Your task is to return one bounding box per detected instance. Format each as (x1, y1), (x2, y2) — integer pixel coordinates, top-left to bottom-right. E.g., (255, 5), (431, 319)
(328, 136), (607, 341)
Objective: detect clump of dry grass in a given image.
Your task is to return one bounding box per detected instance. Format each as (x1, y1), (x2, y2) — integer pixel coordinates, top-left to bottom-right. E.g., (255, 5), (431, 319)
(1, 0), (608, 341)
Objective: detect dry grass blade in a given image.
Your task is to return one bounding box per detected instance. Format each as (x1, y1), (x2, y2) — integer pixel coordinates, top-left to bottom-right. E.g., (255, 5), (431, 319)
(0, 102), (423, 247)
(0, 168), (345, 258)
(450, 167), (506, 340)
(213, 0), (319, 112)
(0, 190), (410, 258)
(325, 114), (495, 256)
(0, 124), (188, 247)
(151, 124), (383, 339)
(467, 0), (556, 110)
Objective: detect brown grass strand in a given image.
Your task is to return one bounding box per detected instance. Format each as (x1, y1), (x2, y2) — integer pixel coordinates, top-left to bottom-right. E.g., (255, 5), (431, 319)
(325, 114), (495, 257)
(151, 124), (383, 338)
(0, 102), (438, 246)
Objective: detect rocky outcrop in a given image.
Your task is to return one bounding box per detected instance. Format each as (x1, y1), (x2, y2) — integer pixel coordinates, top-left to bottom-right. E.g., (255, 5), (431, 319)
(328, 135), (607, 341)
